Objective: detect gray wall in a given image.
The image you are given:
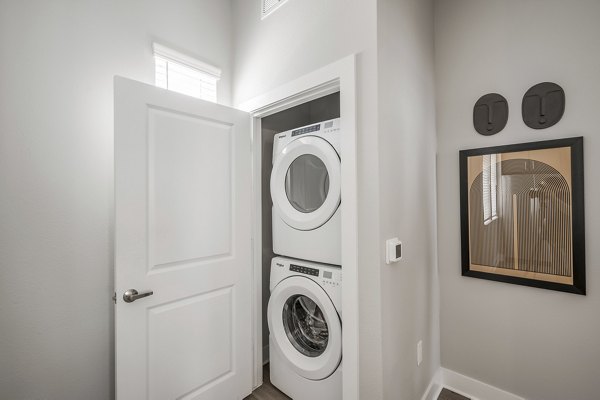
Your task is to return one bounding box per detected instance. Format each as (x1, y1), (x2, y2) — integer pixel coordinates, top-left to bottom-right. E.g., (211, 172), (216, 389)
(0, 1), (232, 398)
(377, 0), (440, 399)
(435, 1), (600, 399)
(232, 1), (384, 398)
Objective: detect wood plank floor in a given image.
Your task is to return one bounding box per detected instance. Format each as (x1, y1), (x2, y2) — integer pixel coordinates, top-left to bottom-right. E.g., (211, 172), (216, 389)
(244, 364), (291, 400)
(244, 365), (469, 400)
(438, 388), (470, 400)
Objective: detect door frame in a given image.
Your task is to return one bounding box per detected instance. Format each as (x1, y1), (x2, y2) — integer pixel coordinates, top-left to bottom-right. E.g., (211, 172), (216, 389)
(237, 54), (359, 400)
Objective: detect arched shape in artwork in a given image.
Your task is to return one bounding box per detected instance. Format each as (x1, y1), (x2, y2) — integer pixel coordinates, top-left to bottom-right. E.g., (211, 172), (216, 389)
(469, 158), (572, 277)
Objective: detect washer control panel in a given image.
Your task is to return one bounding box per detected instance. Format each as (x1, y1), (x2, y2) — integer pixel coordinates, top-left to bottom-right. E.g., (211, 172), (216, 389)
(271, 257), (342, 307)
(321, 269), (341, 287)
(290, 263), (319, 276)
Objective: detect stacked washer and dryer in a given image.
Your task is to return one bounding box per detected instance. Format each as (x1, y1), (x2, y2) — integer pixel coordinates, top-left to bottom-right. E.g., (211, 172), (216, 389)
(268, 118), (342, 400)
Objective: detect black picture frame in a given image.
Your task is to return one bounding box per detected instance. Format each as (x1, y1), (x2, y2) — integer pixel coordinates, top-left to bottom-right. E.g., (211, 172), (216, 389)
(459, 137), (585, 295)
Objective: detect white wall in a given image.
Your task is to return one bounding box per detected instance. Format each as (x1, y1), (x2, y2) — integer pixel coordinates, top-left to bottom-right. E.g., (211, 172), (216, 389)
(232, 1), (384, 398)
(377, 0), (440, 399)
(435, 1), (600, 399)
(0, 1), (232, 398)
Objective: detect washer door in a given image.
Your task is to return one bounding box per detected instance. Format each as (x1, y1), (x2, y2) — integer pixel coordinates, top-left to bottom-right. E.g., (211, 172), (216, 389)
(268, 276), (342, 380)
(271, 136), (341, 231)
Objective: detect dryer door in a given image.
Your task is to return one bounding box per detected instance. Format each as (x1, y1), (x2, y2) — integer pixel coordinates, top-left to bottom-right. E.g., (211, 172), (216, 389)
(267, 276), (342, 381)
(271, 136), (341, 231)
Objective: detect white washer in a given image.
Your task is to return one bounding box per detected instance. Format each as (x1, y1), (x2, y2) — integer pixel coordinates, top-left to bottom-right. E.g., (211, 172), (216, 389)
(268, 257), (342, 400)
(271, 118), (341, 265)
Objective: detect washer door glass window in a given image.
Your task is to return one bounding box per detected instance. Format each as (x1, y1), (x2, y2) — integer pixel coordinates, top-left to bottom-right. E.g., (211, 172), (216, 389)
(285, 155), (330, 213)
(267, 276), (342, 380)
(283, 294), (329, 357)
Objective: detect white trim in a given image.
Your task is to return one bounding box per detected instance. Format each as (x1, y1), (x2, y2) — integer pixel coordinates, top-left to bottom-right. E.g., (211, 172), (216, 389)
(421, 368), (526, 400)
(420, 369), (443, 400)
(240, 80), (340, 117)
(337, 56), (359, 400)
(238, 55), (359, 400)
(152, 42), (221, 79)
(261, 0), (289, 20)
(250, 117), (263, 391)
(442, 368), (526, 400)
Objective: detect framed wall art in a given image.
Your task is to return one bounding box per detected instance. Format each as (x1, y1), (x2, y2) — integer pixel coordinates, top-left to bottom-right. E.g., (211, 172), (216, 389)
(459, 137), (585, 294)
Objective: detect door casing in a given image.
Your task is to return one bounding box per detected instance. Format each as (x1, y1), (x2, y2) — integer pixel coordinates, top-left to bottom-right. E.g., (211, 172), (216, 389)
(237, 54), (359, 400)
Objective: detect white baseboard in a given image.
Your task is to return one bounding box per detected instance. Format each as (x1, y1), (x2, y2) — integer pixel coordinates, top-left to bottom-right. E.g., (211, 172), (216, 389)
(421, 368), (525, 400)
(420, 369), (443, 400)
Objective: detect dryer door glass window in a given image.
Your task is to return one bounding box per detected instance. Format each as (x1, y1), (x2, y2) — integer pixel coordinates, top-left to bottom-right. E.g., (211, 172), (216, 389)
(285, 154), (330, 213)
(282, 294), (329, 357)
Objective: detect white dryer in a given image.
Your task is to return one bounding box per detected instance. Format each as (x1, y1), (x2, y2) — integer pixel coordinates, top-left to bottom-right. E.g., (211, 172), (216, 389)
(268, 257), (342, 400)
(271, 118), (341, 265)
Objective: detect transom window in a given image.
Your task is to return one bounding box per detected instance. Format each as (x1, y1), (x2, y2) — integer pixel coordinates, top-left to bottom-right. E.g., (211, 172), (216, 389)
(153, 43), (220, 102)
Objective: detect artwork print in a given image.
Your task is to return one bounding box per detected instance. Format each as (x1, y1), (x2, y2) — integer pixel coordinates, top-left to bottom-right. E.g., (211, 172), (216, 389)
(459, 137), (585, 294)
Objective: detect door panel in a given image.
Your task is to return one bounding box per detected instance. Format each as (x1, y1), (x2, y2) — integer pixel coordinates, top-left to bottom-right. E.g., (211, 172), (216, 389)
(148, 287), (233, 400)
(115, 76), (252, 400)
(149, 108), (232, 269)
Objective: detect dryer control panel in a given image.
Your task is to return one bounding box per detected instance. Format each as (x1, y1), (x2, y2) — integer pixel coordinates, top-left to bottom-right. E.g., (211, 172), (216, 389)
(291, 124), (321, 137)
(273, 118), (341, 159)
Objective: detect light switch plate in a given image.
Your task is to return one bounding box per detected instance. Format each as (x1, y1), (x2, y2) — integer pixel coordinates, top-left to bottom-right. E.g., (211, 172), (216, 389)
(386, 238), (402, 264)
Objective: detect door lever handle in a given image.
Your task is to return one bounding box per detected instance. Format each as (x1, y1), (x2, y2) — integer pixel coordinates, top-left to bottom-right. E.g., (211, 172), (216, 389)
(123, 289), (154, 303)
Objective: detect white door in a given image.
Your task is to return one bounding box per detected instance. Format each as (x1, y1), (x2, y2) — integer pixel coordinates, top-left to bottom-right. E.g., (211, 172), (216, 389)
(114, 77), (252, 400)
